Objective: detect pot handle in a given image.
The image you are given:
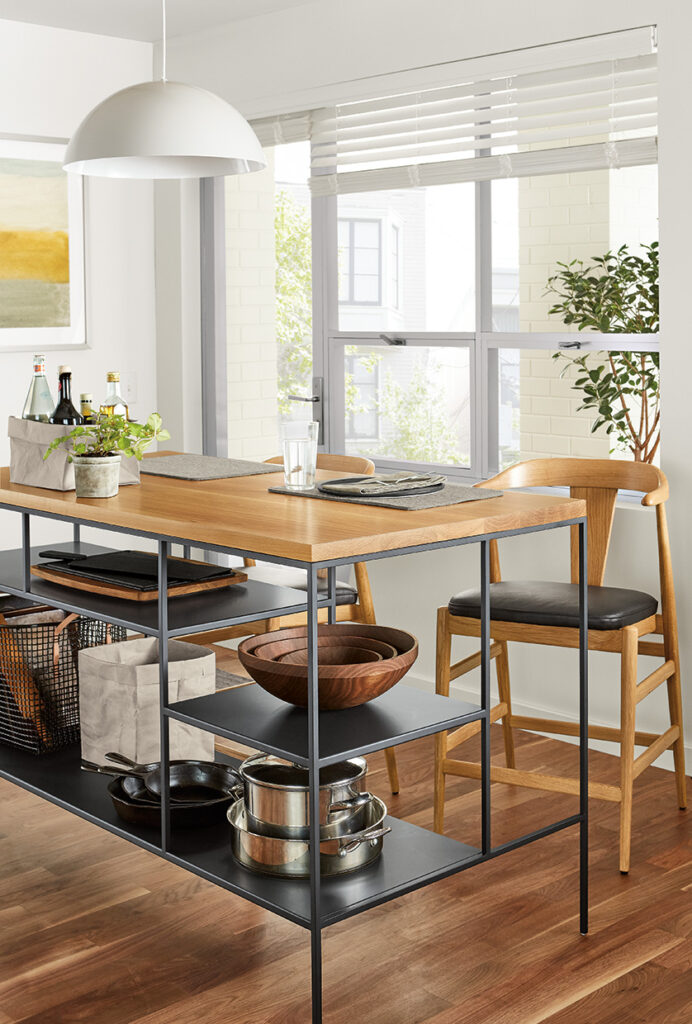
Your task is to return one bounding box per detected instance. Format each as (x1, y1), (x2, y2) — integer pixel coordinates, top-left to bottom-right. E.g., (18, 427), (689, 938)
(338, 825), (392, 856)
(329, 791), (372, 815)
(241, 752), (302, 772)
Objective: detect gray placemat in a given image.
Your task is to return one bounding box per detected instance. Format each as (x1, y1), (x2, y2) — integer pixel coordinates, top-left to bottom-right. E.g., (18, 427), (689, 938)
(141, 454), (279, 481)
(268, 482), (503, 510)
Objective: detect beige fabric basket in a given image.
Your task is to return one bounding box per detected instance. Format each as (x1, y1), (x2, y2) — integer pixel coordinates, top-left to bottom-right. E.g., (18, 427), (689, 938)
(78, 637), (216, 766)
(8, 416), (140, 491)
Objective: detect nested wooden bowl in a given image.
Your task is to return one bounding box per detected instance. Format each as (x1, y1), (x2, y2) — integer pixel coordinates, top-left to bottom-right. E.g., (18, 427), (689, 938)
(279, 645), (382, 666)
(238, 623), (418, 710)
(255, 635), (397, 664)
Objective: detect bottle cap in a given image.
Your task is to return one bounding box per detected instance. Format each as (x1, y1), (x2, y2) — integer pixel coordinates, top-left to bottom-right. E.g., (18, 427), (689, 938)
(107, 371), (120, 382)
(58, 365), (71, 375)
(33, 354), (46, 370)
(80, 393), (93, 401)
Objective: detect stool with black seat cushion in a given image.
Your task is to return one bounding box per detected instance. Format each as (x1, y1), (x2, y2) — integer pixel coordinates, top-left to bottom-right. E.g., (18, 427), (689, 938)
(434, 457), (687, 873)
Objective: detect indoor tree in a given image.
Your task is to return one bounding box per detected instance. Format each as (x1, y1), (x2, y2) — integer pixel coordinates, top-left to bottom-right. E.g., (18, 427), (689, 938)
(545, 241), (659, 462)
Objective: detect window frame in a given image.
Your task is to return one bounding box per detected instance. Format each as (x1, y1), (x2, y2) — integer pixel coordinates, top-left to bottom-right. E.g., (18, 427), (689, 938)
(337, 216), (383, 307)
(314, 177), (660, 481)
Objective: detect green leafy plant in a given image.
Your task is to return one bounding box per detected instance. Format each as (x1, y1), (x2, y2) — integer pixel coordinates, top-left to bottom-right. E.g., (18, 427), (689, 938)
(43, 413), (170, 463)
(545, 242), (659, 462)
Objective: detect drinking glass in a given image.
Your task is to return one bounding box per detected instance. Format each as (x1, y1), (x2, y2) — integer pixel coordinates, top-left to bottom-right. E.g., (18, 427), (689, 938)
(282, 421), (319, 491)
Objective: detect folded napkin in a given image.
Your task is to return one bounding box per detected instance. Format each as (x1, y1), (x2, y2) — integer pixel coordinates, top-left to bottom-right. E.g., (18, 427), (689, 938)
(319, 472), (446, 497)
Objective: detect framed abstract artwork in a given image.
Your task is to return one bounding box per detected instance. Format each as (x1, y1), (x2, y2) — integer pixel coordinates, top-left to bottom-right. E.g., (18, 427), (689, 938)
(0, 137), (85, 350)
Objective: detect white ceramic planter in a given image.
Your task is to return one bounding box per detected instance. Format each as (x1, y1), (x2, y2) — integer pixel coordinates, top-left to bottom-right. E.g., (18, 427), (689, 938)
(73, 454), (121, 498)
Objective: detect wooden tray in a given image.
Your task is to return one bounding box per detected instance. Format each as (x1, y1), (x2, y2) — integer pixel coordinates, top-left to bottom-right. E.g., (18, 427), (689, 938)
(30, 564), (247, 602)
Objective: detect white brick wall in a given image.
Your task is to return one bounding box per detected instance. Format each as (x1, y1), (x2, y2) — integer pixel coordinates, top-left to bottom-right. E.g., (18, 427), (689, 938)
(224, 152), (279, 460)
(518, 169), (611, 460)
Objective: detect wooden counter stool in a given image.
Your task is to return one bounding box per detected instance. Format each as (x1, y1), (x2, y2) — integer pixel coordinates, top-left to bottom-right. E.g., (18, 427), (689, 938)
(185, 452), (400, 795)
(434, 458), (686, 872)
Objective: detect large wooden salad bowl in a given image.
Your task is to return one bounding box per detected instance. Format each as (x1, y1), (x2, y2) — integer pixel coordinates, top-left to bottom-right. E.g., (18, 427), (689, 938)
(238, 623), (418, 710)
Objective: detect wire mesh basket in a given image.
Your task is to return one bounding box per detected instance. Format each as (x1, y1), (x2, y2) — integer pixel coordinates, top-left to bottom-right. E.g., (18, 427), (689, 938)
(0, 602), (126, 755)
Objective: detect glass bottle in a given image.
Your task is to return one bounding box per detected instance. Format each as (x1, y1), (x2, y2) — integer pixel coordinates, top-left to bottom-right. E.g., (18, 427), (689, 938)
(50, 366), (83, 425)
(80, 393), (95, 423)
(99, 371), (129, 419)
(22, 354), (54, 422)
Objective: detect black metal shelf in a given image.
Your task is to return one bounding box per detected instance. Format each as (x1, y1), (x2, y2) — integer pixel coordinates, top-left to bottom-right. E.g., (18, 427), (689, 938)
(0, 546), (313, 636)
(168, 683), (483, 767)
(0, 745), (479, 930)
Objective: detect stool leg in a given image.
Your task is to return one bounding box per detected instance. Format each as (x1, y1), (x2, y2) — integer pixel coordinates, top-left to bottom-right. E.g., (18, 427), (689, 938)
(434, 608), (452, 833)
(619, 626), (638, 874)
(384, 747), (400, 795)
(495, 641), (515, 769)
(666, 669), (687, 810)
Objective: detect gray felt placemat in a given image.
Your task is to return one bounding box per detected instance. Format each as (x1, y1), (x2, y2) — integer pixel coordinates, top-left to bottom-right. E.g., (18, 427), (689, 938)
(268, 482), (503, 510)
(141, 454), (279, 481)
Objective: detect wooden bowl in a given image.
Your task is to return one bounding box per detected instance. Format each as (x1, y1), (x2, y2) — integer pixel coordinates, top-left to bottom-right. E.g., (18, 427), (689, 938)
(256, 635), (398, 664)
(238, 624), (418, 710)
(279, 645), (383, 666)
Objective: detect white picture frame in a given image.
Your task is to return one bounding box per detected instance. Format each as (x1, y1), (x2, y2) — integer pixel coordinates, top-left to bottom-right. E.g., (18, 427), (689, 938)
(0, 136), (85, 352)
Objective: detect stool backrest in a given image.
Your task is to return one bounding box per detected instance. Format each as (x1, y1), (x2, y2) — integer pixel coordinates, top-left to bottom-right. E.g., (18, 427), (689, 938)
(265, 453), (376, 476)
(477, 457), (669, 588)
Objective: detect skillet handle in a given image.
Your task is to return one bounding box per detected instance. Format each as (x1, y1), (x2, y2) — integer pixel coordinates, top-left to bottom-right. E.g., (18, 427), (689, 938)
(81, 760), (145, 780)
(105, 751), (148, 770)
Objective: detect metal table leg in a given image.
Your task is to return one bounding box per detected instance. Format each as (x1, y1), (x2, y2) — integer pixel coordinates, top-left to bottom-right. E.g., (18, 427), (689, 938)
(327, 566), (337, 625)
(73, 523), (81, 545)
(21, 513), (30, 592)
(480, 540), (491, 855)
(306, 566), (322, 1022)
(578, 519), (589, 934)
(158, 540), (171, 852)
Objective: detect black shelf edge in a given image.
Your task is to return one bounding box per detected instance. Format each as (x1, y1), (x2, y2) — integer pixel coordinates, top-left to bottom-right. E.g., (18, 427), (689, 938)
(0, 546), (313, 636)
(167, 683), (484, 766)
(0, 745), (480, 931)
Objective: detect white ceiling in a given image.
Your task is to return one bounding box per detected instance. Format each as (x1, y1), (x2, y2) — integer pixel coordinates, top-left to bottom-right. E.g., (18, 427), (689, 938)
(0, 0), (312, 42)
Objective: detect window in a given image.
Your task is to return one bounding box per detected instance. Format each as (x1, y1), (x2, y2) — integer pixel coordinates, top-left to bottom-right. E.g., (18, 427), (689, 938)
(338, 218), (382, 305)
(227, 29), (659, 476)
(311, 29), (659, 477)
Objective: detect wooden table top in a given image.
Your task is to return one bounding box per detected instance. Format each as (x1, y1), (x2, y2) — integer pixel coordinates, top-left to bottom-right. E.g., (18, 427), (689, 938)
(0, 463), (585, 563)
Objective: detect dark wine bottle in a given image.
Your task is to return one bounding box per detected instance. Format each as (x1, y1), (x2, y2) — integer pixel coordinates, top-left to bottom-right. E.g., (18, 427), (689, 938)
(50, 365), (83, 425)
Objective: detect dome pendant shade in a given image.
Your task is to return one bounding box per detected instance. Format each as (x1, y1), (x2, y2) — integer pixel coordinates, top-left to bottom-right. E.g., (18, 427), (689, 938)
(64, 80), (266, 178)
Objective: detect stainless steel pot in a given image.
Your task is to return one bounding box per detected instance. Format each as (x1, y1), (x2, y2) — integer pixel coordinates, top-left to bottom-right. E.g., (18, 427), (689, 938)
(228, 794), (391, 877)
(238, 753), (371, 839)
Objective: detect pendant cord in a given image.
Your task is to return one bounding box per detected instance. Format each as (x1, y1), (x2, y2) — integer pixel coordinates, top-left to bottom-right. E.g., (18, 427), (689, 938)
(161, 0), (167, 82)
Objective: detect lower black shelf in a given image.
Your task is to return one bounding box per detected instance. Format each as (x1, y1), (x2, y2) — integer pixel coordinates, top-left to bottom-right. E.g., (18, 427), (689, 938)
(0, 745), (480, 930)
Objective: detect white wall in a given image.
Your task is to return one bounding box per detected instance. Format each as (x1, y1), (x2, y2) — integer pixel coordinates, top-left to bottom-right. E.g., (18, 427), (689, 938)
(0, 19), (156, 549)
(167, 0), (692, 771)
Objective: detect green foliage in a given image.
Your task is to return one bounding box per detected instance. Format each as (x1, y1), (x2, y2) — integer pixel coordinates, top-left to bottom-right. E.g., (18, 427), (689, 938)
(374, 365), (466, 465)
(43, 413), (170, 463)
(545, 242), (659, 462)
(275, 190), (313, 415)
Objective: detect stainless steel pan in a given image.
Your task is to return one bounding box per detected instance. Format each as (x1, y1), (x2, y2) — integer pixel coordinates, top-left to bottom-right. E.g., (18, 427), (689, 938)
(228, 794), (391, 878)
(237, 753), (371, 839)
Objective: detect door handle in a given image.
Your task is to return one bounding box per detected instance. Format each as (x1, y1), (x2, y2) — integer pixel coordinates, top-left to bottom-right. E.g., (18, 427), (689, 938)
(288, 394), (320, 402)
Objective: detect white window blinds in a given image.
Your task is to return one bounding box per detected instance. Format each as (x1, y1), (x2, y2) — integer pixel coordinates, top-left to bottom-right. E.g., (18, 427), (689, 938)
(251, 109), (312, 148)
(309, 30), (657, 196)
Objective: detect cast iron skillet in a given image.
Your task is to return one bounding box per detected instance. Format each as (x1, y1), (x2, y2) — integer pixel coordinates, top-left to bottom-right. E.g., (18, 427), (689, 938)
(82, 754), (241, 806)
(106, 778), (232, 828)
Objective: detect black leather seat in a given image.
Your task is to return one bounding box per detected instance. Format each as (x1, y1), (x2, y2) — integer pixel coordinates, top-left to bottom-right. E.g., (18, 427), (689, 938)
(448, 581), (658, 631)
(243, 565), (358, 605)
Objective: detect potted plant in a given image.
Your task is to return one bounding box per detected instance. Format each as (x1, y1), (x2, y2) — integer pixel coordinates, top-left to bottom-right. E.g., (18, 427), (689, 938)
(43, 413), (169, 498)
(545, 242), (659, 463)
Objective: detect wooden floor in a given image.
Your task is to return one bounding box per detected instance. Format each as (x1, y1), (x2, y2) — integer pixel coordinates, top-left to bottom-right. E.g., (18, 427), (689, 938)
(0, 702), (689, 1022)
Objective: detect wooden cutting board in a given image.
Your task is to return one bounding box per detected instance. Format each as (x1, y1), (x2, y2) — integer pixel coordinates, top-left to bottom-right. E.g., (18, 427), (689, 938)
(30, 564), (248, 602)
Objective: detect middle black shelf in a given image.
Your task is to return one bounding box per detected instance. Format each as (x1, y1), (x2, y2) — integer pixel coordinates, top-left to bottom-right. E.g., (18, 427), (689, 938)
(167, 681), (483, 766)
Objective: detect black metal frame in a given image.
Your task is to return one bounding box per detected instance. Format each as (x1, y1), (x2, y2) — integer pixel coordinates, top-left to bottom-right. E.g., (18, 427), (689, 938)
(0, 507), (588, 1024)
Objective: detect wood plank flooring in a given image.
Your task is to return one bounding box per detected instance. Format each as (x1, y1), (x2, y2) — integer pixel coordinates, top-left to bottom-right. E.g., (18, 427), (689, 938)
(0, 689), (689, 1023)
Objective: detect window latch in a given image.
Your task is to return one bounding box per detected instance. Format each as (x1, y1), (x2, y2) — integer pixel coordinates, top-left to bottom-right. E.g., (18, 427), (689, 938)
(558, 341), (582, 350)
(287, 394), (319, 402)
(379, 333), (406, 346)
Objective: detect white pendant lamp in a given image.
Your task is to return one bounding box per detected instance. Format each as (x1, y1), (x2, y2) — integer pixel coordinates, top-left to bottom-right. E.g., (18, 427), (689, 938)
(64, 0), (265, 179)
